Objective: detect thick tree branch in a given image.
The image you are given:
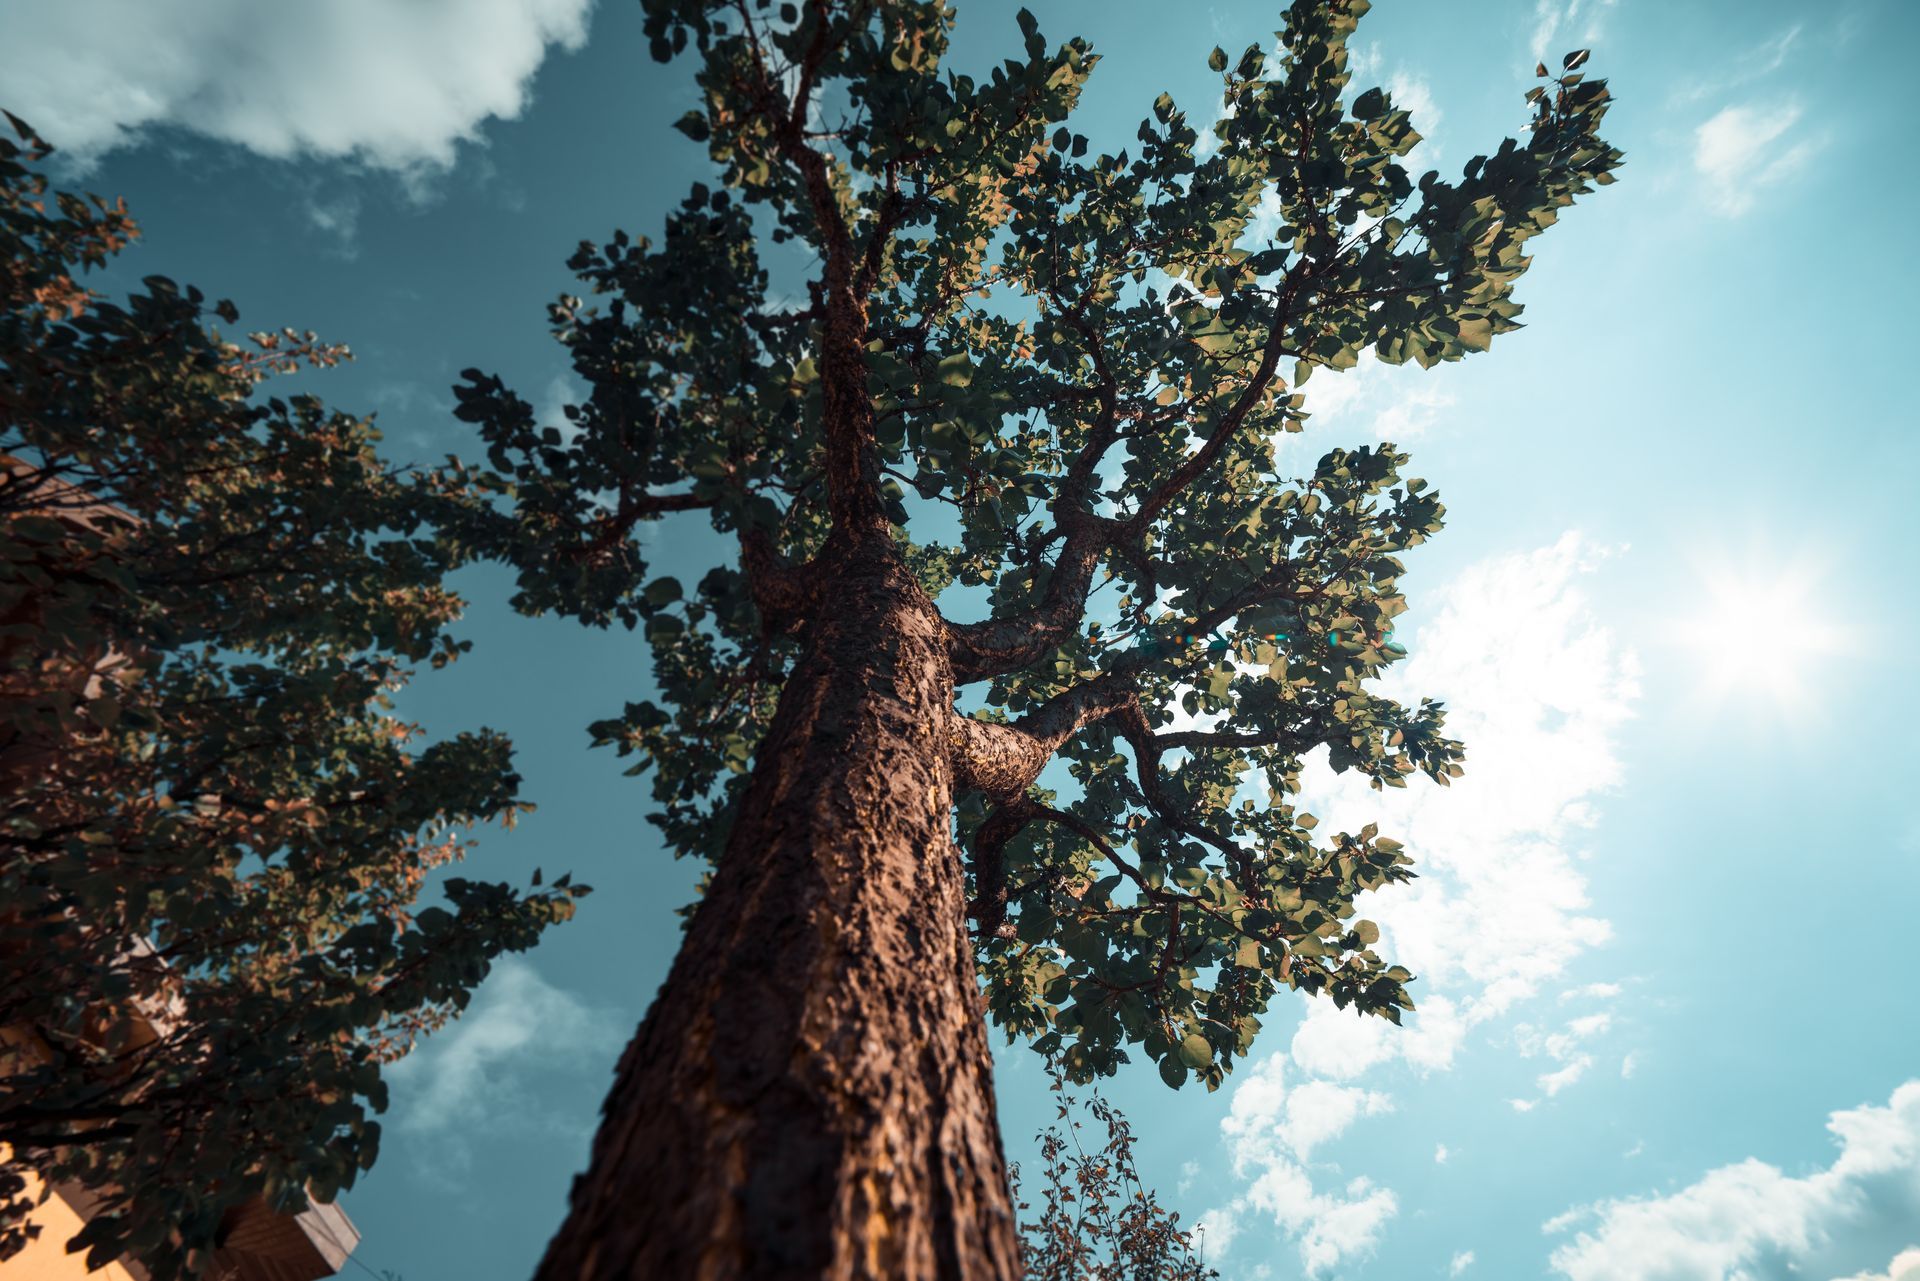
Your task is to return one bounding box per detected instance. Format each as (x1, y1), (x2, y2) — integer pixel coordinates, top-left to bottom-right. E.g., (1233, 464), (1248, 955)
(966, 796), (1039, 941)
(569, 486), (713, 567)
(947, 317), (1128, 682)
(739, 526), (817, 633)
(948, 671), (1136, 802)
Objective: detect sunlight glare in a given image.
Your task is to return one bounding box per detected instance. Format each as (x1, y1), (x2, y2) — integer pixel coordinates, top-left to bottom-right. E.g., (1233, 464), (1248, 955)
(1674, 564), (1846, 713)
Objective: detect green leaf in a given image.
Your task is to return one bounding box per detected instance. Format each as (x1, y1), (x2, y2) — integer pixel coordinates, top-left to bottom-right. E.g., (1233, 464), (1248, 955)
(1178, 1032), (1212, 1068)
(935, 352), (974, 388)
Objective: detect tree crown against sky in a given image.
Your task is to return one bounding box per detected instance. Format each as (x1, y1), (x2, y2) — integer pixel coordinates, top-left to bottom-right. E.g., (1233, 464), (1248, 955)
(0, 114), (584, 1277)
(453, 0), (1622, 1093)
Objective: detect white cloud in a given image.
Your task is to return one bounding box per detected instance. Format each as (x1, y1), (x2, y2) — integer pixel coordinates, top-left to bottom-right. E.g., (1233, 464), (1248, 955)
(1566, 1012), (1611, 1038)
(1693, 102), (1822, 217)
(1196, 100), (1235, 162)
(1450, 1249), (1476, 1276)
(1213, 534), (1638, 1270)
(538, 371), (588, 445)
(1516, 1013), (1611, 1062)
(1221, 1055), (1395, 1167)
(1435, 1143), (1449, 1164)
(1561, 982), (1622, 1001)
(1193, 1207), (1244, 1259)
(1288, 998), (1396, 1080)
(1529, 0), (1617, 66)
(1536, 1055), (1591, 1097)
(1509, 1009), (1615, 1108)
(1249, 1168), (1397, 1277)
(1199, 1170), (1397, 1281)
(1383, 73), (1441, 155)
(1212, 1055), (1397, 1273)
(1548, 1080), (1920, 1281)
(385, 957), (621, 1171)
(1620, 1052), (1638, 1079)
(1835, 1246), (1920, 1281)
(1284, 351), (1459, 463)
(1542, 1206), (1589, 1235)
(1301, 533), (1637, 1024)
(303, 190), (363, 259)
(1283, 1080), (1396, 1161)
(0, 0), (593, 173)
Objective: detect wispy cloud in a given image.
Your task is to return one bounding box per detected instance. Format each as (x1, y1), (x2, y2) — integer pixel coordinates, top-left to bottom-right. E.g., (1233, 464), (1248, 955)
(1380, 73), (1442, 159)
(1529, 0), (1617, 67)
(1203, 534), (1639, 1273)
(303, 190), (363, 260)
(1547, 1080), (1920, 1280)
(1670, 25), (1803, 106)
(1450, 1249), (1476, 1276)
(385, 957), (622, 1176)
(1693, 102), (1823, 217)
(1507, 1009), (1616, 1108)
(1344, 43), (1444, 163)
(0, 0), (593, 175)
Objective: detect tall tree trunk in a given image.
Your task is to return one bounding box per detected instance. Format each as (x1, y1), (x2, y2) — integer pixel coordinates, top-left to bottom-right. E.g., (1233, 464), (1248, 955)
(534, 547), (1020, 1280)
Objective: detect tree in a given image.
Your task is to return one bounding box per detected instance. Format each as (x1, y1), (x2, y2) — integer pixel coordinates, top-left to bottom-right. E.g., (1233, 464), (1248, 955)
(0, 115), (586, 1278)
(1015, 1068), (1217, 1281)
(449, 0), (1621, 1274)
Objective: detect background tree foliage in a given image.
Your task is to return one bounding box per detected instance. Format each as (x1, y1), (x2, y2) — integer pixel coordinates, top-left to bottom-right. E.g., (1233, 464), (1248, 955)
(456, 0), (1619, 1100)
(0, 115), (584, 1278)
(1014, 1069), (1217, 1281)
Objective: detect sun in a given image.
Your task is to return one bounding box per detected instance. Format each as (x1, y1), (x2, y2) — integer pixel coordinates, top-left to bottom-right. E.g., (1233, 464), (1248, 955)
(1673, 563), (1846, 713)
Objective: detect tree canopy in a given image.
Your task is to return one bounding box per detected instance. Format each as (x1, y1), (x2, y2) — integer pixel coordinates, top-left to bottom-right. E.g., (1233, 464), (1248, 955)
(454, 0), (1621, 1101)
(0, 115), (583, 1277)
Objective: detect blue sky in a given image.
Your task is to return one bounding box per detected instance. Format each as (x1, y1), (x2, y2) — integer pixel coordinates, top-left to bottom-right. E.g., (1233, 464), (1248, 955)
(5, 0), (1919, 1277)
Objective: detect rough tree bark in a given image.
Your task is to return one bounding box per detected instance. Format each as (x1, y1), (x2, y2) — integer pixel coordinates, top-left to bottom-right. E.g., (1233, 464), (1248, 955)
(533, 538), (1021, 1280)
